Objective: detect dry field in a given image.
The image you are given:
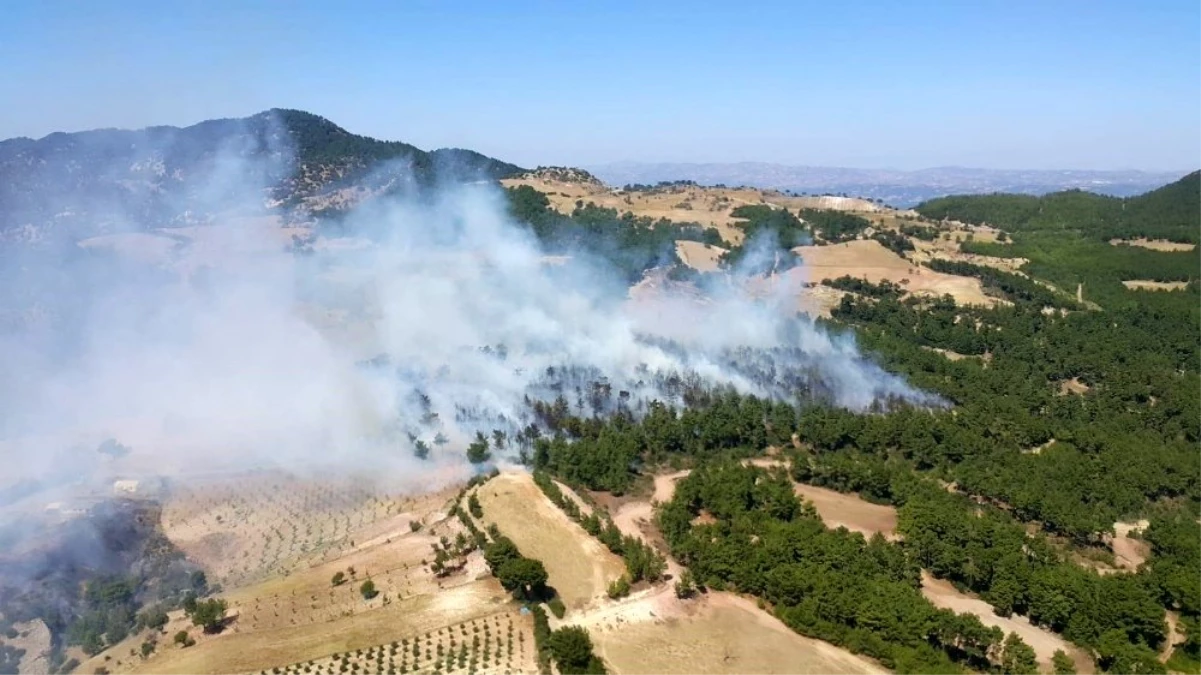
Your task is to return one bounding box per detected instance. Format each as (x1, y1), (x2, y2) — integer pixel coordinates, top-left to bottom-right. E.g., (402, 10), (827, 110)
(920, 573), (1094, 674)
(674, 240), (726, 272)
(73, 470), (535, 675)
(794, 240), (999, 307)
(475, 473), (626, 610)
(792, 483), (899, 541)
(501, 174), (883, 247)
(0, 619), (52, 675)
(1057, 377), (1091, 396)
(590, 592), (886, 675)
(115, 581), (513, 675)
(1122, 280), (1189, 291)
(1111, 520), (1151, 572)
(161, 471), (452, 587)
(246, 612), (535, 675)
(1110, 238), (1196, 252)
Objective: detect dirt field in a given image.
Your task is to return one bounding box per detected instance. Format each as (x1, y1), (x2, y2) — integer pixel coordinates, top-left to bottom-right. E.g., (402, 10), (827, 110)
(0, 620), (52, 675)
(501, 173), (884, 248)
(68, 470), (522, 675)
(1057, 378), (1091, 396)
(1111, 520), (1151, 571)
(161, 471), (455, 587)
(121, 580), (511, 674)
(475, 473), (625, 610)
(675, 240), (726, 272)
(794, 240), (998, 307)
(920, 573), (1093, 674)
(1110, 238), (1196, 252)
(591, 592), (886, 675)
(1122, 280), (1190, 291)
(793, 483), (899, 541)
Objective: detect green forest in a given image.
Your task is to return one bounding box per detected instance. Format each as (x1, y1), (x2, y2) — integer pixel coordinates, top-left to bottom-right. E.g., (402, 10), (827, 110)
(503, 172), (1201, 674)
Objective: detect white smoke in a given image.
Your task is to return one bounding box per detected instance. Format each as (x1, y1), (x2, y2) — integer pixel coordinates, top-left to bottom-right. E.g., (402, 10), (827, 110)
(0, 120), (941, 499)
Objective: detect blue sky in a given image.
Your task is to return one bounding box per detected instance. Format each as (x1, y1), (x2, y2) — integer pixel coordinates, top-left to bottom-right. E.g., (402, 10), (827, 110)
(1, 1), (1197, 170)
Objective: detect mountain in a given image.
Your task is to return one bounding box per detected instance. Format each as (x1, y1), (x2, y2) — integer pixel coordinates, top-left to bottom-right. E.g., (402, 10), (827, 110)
(0, 109), (525, 242)
(914, 170), (1201, 243)
(586, 161), (1185, 208)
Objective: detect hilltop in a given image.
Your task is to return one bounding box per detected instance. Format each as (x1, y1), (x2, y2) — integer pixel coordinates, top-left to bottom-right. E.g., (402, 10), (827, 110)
(0, 109), (524, 242)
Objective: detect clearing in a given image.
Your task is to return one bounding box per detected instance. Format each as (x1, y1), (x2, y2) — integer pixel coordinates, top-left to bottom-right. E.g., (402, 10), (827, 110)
(794, 240), (998, 307)
(590, 592), (886, 675)
(501, 171), (885, 247)
(647, 467), (898, 541)
(475, 472), (625, 610)
(1057, 378), (1091, 396)
(792, 483), (899, 541)
(920, 573), (1093, 674)
(1109, 238), (1196, 252)
(1111, 520), (1151, 572)
(1121, 280), (1189, 291)
(675, 240), (726, 272)
(161, 470), (454, 587)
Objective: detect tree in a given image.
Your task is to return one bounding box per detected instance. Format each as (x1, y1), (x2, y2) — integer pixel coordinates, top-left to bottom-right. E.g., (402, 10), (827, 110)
(607, 576), (630, 599)
(360, 580), (378, 600)
(189, 598), (227, 633)
(496, 558), (548, 600)
(468, 493), (483, 518)
(413, 440), (430, 460)
(999, 633), (1038, 675)
(547, 626), (604, 674)
(467, 432), (491, 464)
(173, 630), (192, 647)
(331, 571), (346, 586)
(1052, 649), (1076, 674)
(674, 569), (696, 599)
(484, 537), (521, 572)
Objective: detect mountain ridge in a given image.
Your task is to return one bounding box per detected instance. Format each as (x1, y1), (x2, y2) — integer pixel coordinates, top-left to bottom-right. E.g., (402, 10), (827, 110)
(587, 161), (1187, 207)
(0, 109), (525, 242)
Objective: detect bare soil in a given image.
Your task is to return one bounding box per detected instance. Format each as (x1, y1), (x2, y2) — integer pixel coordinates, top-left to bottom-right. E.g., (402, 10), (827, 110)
(793, 483), (899, 541)
(1122, 280), (1190, 291)
(1111, 520), (1151, 571)
(1110, 238), (1196, 252)
(675, 240), (726, 272)
(476, 473), (625, 610)
(590, 592), (887, 675)
(920, 572), (1094, 674)
(794, 240), (998, 307)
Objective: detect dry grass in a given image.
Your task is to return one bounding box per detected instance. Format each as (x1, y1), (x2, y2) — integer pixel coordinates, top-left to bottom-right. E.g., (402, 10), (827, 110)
(1110, 238), (1196, 252)
(244, 612), (536, 675)
(475, 473), (626, 610)
(1111, 520), (1151, 572)
(1057, 378), (1091, 396)
(795, 240), (998, 307)
(674, 240), (726, 272)
(500, 176), (885, 249)
(793, 483), (899, 541)
(0, 620), (52, 675)
(1122, 280), (1189, 291)
(591, 592), (886, 675)
(920, 572), (1094, 674)
(161, 471), (453, 587)
(126, 581), (510, 674)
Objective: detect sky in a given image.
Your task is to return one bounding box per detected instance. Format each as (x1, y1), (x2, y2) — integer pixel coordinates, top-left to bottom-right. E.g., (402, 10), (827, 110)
(0, 1), (1198, 171)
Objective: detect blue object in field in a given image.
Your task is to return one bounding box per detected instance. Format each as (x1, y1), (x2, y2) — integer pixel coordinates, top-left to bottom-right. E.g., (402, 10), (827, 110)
(519, 606), (531, 615)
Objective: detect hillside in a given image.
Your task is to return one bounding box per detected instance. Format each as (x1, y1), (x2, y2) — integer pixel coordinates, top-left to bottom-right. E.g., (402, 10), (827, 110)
(0, 109), (524, 242)
(914, 171), (1201, 244)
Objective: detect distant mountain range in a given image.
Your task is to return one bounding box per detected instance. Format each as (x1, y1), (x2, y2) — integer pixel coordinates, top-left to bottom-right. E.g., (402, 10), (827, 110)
(0, 109), (524, 242)
(586, 162), (1187, 208)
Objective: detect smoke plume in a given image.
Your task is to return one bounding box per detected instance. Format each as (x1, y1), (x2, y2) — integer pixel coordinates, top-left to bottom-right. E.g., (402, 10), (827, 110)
(0, 116), (941, 502)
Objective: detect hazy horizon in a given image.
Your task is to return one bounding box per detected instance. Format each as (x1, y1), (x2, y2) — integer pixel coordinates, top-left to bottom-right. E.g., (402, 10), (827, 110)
(2, 1), (1198, 172)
